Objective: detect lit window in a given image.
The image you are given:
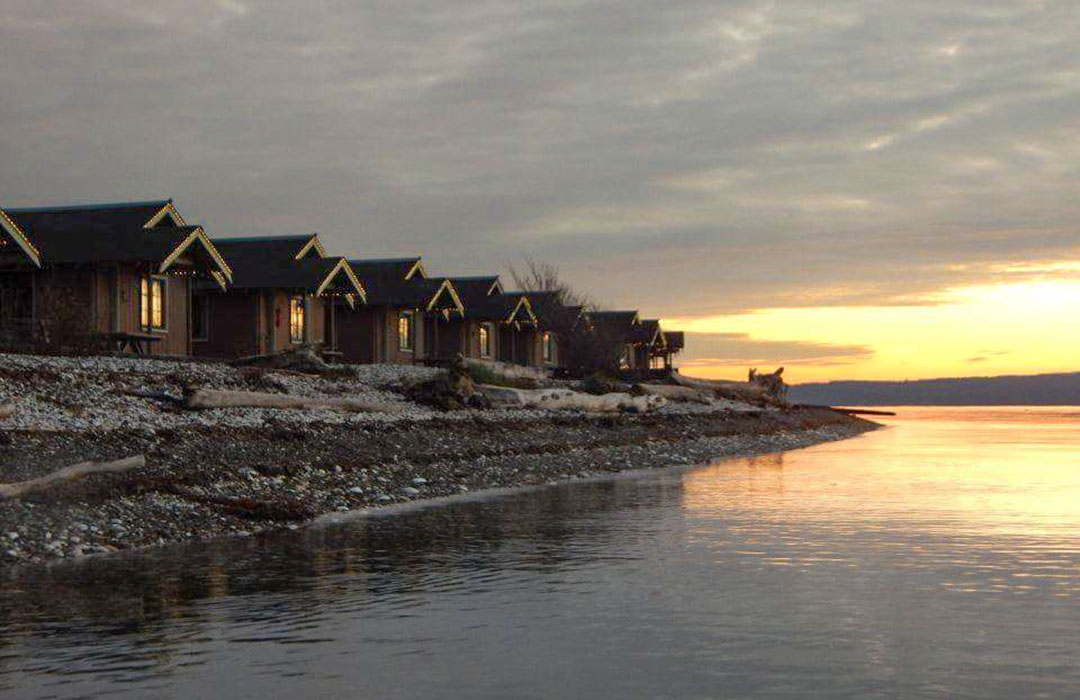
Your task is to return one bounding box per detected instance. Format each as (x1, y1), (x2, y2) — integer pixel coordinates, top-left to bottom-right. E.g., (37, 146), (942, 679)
(542, 331), (554, 362)
(140, 276), (167, 331)
(398, 311), (414, 351)
(290, 296), (305, 343)
(479, 323), (492, 358)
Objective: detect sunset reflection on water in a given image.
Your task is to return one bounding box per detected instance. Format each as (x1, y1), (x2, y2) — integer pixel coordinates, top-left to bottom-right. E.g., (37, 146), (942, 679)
(3, 407), (1080, 699)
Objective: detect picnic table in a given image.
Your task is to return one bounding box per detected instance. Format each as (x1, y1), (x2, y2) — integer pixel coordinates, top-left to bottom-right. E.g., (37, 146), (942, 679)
(105, 332), (162, 356)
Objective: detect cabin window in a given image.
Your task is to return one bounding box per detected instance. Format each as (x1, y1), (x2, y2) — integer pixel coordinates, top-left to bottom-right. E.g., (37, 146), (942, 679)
(139, 276), (167, 331)
(192, 294), (210, 342)
(289, 296), (305, 343)
(479, 323), (493, 358)
(398, 311), (414, 352)
(542, 331), (554, 363)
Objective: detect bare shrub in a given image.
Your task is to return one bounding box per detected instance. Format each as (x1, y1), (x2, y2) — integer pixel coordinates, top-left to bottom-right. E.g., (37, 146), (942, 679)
(507, 257), (618, 376)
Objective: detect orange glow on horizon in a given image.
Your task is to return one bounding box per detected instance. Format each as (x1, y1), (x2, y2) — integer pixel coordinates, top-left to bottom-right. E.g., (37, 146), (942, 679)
(667, 278), (1080, 384)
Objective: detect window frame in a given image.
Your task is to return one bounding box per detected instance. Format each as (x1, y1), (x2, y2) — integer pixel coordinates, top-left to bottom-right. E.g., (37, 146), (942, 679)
(289, 295), (306, 344)
(478, 322), (493, 358)
(398, 311), (415, 352)
(139, 274), (168, 332)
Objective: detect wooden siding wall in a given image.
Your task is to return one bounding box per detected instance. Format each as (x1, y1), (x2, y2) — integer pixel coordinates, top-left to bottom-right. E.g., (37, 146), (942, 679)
(382, 308), (418, 364)
(29, 266), (191, 356)
(336, 306), (379, 364)
(265, 291), (327, 354)
(437, 318), (467, 360)
(192, 292), (259, 359)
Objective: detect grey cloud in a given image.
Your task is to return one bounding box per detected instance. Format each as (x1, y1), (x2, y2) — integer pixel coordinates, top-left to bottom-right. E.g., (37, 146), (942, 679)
(679, 332), (873, 367)
(1, 0), (1078, 319)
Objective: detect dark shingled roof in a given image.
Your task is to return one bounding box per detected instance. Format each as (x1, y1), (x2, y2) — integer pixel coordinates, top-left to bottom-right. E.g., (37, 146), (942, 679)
(591, 310), (638, 327)
(213, 236), (359, 295)
(347, 258), (459, 310)
(662, 331), (685, 350)
(5, 199), (193, 265)
(348, 258), (422, 306)
(515, 291), (563, 328)
(7, 200), (173, 232)
(467, 293), (535, 324)
(630, 319), (663, 346)
(415, 277), (465, 313)
(449, 276), (501, 307)
(590, 310), (640, 342)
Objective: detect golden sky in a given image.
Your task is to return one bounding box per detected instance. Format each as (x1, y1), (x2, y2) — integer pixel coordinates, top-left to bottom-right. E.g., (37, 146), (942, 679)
(669, 273), (1080, 383)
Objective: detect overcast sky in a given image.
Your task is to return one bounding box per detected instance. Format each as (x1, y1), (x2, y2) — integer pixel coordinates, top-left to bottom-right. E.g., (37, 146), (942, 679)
(1, 1), (1077, 377)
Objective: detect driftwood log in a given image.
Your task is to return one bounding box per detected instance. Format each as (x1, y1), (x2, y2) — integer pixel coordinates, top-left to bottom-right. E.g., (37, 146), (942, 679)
(0, 455), (145, 501)
(0, 402), (15, 420)
(671, 373), (785, 406)
(227, 344), (354, 376)
(477, 385), (666, 413)
(184, 388), (405, 414)
(467, 359), (549, 383)
(633, 383), (714, 404)
(162, 485), (317, 522)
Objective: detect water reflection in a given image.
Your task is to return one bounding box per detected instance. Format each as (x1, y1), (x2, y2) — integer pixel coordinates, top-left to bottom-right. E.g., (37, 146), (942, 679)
(3, 408), (1080, 699)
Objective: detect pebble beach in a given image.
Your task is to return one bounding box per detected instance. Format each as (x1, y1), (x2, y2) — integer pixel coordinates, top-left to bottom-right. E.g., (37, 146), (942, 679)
(0, 353), (877, 566)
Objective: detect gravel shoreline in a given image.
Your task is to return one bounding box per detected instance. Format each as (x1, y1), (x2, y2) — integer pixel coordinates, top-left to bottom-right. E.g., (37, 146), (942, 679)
(0, 354), (879, 567)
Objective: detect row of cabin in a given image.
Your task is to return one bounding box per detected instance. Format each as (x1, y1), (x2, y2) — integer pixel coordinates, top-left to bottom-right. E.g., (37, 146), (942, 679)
(0, 199), (682, 372)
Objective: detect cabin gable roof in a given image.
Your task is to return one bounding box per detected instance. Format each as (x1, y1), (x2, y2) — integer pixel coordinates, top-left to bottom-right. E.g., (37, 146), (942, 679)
(467, 292), (537, 324)
(2, 199), (231, 281)
(420, 278), (465, 315)
(0, 206), (41, 267)
(662, 331), (685, 351)
(314, 257), (366, 302)
(8, 200), (175, 243)
(449, 276), (503, 307)
(590, 310), (641, 341)
(159, 227), (234, 285)
(631, 319), (664, 347)
(347, 257), (442, 308)
(212, 236), (361, 295)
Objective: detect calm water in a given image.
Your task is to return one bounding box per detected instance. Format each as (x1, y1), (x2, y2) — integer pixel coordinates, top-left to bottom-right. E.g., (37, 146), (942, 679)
(3, 407), (1080, 699)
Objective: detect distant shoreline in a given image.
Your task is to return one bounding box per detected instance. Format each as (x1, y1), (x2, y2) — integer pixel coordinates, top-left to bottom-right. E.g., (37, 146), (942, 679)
(789, 372), (1080, 407)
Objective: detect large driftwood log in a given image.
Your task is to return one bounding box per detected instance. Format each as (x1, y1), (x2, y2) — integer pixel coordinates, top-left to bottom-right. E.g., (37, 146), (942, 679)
(477, 385), (666, 413)
(633, 383), (714, 404)
(467, 359), (549, 383)
(184, 388), (405, 414)
(0, 402), (15, 420)
(670, 373), (780, 405)
(0, 455), (145, 501)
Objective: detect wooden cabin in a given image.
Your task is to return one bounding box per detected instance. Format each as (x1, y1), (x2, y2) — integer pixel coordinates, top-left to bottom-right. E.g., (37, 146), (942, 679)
(0, 200), (232, 355)
(192, 234), (365, 359)
(589, 310), (643, 371)
(445, 277), (539, 365)
(520, 290), (589, 371)
(336, 258), (464, 364)
(654, 331), (684, 370)
(630, 319), (665, 370)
